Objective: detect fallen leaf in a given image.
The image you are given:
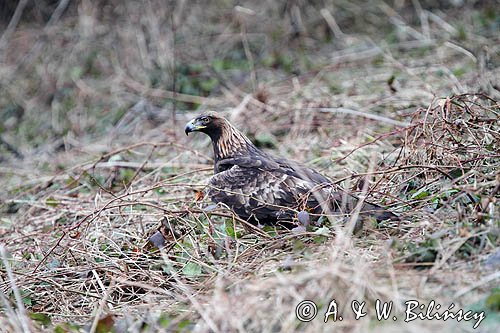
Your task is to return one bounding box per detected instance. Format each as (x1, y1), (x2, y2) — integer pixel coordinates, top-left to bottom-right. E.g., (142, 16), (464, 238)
(195, 190), (205, 201)
(96, 314), (115, 333)
(149, 231), (166, 249)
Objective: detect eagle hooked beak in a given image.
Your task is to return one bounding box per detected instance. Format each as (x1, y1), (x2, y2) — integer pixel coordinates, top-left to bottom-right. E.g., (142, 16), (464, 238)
(184, 119), (206, 136)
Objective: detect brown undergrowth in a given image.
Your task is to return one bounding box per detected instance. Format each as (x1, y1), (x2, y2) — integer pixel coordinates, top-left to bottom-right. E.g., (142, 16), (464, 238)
(1, 93), (498, 332)
(0, 1), (499, 332)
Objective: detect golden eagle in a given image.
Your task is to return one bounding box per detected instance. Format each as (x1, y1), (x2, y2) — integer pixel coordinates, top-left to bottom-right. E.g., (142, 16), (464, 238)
(185, 112), (397, 227)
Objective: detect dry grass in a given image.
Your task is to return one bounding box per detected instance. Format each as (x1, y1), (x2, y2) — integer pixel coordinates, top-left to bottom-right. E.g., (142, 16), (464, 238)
(0, 1), (499, 332)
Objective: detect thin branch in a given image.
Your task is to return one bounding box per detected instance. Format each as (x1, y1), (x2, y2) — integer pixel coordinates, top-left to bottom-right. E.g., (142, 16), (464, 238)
(0, 0), (29, 51)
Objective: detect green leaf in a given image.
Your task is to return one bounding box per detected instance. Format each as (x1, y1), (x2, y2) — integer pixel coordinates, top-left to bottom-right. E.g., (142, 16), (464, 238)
(20, 289), (32, 306)
(225, 221), (235, 238)
(313, 235), (328, 244)
(262, 225), (278, 237)
(64, 176), (79, 189)
(403, 239), (438, 267)
(155, 188), (166, 195)
(212, 59), (224, 72)
(293, 240), (306, 252)
(119, 168), (135, 184)
(317, 216), (327, 226)
(45, 197), (59, 207)
(177, 319), (192, 330)
(54, 325), (66, 333)
(70, 66), (83, 80)
(254, 133), (277, 149)
(200, 78), (218, 92)
(448, 168), (468, 178)
(314, 226), (330, 236)
(410, 189), (430, 200)
(182, 262), (202, 277)
(158, 314), (171, 328)
(485, 288), (500, 311)
(29, 312), (51, 326)
(162, 263), (175, 274)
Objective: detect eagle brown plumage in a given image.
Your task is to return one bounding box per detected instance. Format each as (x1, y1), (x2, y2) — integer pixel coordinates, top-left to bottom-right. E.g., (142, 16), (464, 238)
(185, 111), (398, 228)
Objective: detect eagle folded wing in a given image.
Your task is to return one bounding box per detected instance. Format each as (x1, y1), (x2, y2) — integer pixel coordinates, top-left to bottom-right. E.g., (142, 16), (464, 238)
(208, 157), (306, 223)
(208, 156), (344, 224)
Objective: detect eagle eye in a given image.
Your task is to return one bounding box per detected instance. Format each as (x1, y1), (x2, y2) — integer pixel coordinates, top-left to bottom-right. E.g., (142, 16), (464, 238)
(200, 117), (210, 124)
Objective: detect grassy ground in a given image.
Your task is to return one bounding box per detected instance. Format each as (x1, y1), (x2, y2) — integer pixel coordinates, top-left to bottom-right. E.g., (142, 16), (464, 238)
(0, 1), (499, 332)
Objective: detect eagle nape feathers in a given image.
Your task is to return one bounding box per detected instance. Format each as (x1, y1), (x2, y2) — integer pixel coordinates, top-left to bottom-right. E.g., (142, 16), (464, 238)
(185, 111), (398, 229)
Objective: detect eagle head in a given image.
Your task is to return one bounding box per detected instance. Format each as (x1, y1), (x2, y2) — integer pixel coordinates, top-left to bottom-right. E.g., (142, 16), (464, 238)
(184, 111), (225, 137)
(185, 111), (258, 161)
